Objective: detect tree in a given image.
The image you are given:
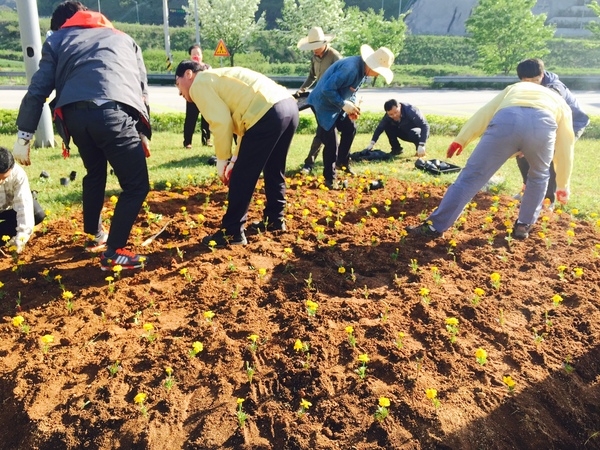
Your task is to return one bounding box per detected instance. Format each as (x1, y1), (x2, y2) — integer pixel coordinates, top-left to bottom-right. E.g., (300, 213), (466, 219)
(186, 0), (265, 65)
(336, 7), (406, 58)
(586, 0), (600, 38)
(465, 0), (554, 75)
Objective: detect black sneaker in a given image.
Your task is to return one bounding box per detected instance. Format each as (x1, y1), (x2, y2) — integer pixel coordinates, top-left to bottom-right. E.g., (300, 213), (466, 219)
(300, 165), (312, 175)
(85, 230), (108, 252)
(406, 222), (442, 238)
(390, 147), (403, 156)
(513, 221), (532, 240)
(248, 219), (286, 233)
(201, 230), (247, 248)
(100, 248), (148, 271)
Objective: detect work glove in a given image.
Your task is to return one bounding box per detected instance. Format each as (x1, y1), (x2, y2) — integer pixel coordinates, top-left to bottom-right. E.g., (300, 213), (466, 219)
(216, 159), (229, 185)
(13, 138), (31, 166)
(366, 140), (375, 151)
(6, 236), (25, 254)
(446, 141), (463, 158)
(417, 144), (426, 157)
(556, 188), (570, 205)
(140, 133), (151, 158)
(342, 101), (359, 115)
(223, 156), (237, 186)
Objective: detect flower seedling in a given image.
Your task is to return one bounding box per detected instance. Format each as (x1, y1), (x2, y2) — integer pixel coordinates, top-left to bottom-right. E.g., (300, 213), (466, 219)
(107, 360), (121, 377)
(62, 290), (74, 314)
(503, 375), (516, 393)
(257, 268), (267, 281)
(305, 300), (318, 319)
(489, 272), (501, 290)
(409, 259), (419, 274)
(505, 227), (514, 247)
(248, 334), (260, 353)
(419, 287), (431, 305)
(304, 273), (314, 291)
(345, 326), (357, 348)
(203, 310), (215, 323)
(563, 356), (575, 374)
(12, 315), (29, 334)
(208, 240), (217, 252)
(134, 392), (148, 416)
(557, 265), (567, 280)
(472, 287), (485, 306)
(355, 353), (370, 380)
(189, 341), (204, 357)
(294, 339), (311, 369)
(430, 266), (442, 284)
(142, 323), (157, 342)
(394, 332), (405, 349)
(475, 348), (488, 365)
(426, 388), (440, 408)
(105, 276), (115, 294)
(532, 328), (546, 347)
(164, 367), (175, 391)
(445, 317), (459, 343)
(374, 397), (390, 422)
(297, 398), (312, 418)
(179, 268), (192, 282)
(573, 267), (583, 278)
(380, 305), (390, 323)
(40, 334), (54, 354)
(236, 398), (248, 429)
(552, 294), (563, 307)
(245, 361), (255, 383)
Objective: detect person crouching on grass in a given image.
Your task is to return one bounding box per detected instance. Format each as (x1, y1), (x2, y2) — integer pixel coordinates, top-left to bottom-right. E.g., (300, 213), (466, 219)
(174, 61), (299, 247)
(406, 58), (574, 240)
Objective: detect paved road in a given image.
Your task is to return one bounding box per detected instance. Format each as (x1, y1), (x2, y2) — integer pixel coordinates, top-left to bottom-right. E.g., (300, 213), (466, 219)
(3, 86), (600, 116)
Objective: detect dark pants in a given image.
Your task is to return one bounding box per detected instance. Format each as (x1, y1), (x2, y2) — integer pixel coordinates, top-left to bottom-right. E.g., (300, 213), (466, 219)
(317, 114), (357, 181)
(303, 135), (323, 168)
(0, 198), (46, 238)
(184, 101), (210, 146)
(384, 126), (421, 153)
(221, 98), (299, 235)
(516, 156), (557, 204)
(63, 102), (150, 250)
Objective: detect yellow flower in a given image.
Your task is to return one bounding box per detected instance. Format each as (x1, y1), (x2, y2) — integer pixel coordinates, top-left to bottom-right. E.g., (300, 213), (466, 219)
(41, 269), (49, 277)
(203, 310), (215, 321)
(258, 268), (267, 277)
(573, 267), (583, 277)
(379, 397), (391, 407)
(12, 315), (24, 327)
(62, 291), (74, 300)
(112, 265), (123, 273)
(237, 398), (245, 405)
(305, 300), (318, 311)
(143, 323), (154, 331)
(284, 248), (293, 254)
(165, 367), (173, 376)
(425, 388), (437, 399)
(41, 334), (54, 345)
(557, 265), (567, 272)
(110, 195), (118, 204)
(345, 326), (354, 334)
(54, 275), (62, 281)
(181, 206), (187, 212)
(294, 339), (303, 351)
(475, 348), (487, 360)
(179, 268), (188, 275)
(256, 199), (264, 206)
(474, 287), (485, 297)
(566, 229), (575, 237)
(445, 317), (459, 326)
(490, 272), (501, 283)
(358, 353), (370, 364)
(503, 375), (516, 389)
(1, 235), (10, 242)
(552, 294), (563, 305)
(134, 393), (147, 404)
(105, 276), (114, 282)
(248, 334), (259, 343)
(338, 266), (346, 274)
(300, 398), (312, 410)
(419, 287), (430, 296)
(192, 341), (203, 353)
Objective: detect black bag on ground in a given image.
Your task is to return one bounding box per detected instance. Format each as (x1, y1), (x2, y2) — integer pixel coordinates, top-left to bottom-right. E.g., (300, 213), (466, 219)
(349, 149), (393, 162)
(415, 158), (461, 175)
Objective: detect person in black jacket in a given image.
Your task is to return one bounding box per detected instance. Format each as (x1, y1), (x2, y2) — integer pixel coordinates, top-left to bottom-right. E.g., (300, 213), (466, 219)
(183, 44), (212, 148)
(365, 99), (429, 157)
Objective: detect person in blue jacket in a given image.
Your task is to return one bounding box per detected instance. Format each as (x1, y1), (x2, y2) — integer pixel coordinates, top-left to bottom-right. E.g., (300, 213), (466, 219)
(307, 45), (394, 189)
(515, 63), (589, 205)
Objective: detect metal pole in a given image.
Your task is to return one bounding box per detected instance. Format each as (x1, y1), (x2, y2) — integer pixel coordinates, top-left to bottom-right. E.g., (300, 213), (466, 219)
(16, 0), (54, 148)
(398, 0), (402, 18)
(135, 1), (140, 23)
(162, 0), (173, 72)
(97, 0), (101, 13)
(194, 0), (200, 45)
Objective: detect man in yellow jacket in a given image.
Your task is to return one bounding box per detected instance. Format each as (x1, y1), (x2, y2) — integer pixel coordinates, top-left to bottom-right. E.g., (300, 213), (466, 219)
(407, 58), (574, 240)
(175, 62), (299, 247)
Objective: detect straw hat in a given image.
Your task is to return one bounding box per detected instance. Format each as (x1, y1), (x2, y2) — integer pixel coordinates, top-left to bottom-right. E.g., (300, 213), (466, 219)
(297, 27), (334, 51)
(360, 44), (394, 84)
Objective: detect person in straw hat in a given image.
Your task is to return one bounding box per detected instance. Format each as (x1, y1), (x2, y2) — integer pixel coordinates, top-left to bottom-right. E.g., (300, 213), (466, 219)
(307, 44), (394, 189)
(296, 27), (343, 175)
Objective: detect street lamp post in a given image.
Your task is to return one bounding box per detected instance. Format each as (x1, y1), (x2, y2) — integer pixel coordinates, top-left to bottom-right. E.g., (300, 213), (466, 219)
(97, 0), (101, 13)
(398, 0), (402, 18)
(134, 0), (139, 23)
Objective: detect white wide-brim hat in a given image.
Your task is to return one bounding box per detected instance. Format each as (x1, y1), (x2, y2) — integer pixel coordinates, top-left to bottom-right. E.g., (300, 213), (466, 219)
(297, 26), (334, 51)
(360, 44), (394, 84)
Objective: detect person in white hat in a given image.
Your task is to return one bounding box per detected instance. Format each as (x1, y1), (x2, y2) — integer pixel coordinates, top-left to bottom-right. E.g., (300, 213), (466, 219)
(296, 27), (343, 175)
(306, 44), (395, 188)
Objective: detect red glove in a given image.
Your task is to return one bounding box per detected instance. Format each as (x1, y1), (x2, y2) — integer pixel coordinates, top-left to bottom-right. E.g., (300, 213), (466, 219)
(140, 133), (151, 158)
(446, 142), (463, 158)
(556, 189), (570, 204)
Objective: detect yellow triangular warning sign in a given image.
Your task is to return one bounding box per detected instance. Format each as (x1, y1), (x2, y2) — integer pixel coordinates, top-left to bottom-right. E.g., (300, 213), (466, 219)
(214, 39), (230, 57)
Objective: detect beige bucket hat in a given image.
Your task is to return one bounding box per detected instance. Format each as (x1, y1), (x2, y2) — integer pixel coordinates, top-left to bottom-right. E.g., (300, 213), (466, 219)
(297, 26), (334, 51)
(360, 44), (394, 84)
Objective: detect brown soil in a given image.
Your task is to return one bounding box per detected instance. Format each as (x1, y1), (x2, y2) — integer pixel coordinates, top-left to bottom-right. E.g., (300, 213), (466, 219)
(1, 175), (600, 450)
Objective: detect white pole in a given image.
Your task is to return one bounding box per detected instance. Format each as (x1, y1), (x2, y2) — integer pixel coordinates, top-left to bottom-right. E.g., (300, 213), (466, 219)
(162, 0), (173, 71)
(16, 0), (54, 148)
(97, 0), (101, 13)
(194, 0), (200, 45)
(398, 0), (402, 18)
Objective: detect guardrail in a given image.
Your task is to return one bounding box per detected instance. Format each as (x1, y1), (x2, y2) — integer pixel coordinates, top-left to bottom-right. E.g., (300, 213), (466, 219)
(433, 75), (600, 90)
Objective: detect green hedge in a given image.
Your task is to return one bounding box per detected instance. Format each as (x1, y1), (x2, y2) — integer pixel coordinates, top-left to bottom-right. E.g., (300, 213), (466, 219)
(1, 108), (598, 139)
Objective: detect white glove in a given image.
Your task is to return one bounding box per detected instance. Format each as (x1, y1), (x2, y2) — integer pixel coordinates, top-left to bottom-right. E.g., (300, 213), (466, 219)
(342, 101), (359, 115)
(366, 141), (375, 151)
(216, 159), (228, 183)
(417, 144), (426, 157)
(13, 138), (31, 166)
(223, 156), (237, 186)
(139, 133), (151, 158)
(7, 236), (25, 254)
